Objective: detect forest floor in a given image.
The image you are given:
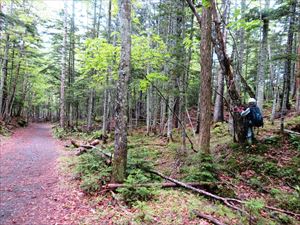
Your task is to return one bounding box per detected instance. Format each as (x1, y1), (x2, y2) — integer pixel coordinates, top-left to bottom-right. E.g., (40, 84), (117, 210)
(0, 113), (300, 224)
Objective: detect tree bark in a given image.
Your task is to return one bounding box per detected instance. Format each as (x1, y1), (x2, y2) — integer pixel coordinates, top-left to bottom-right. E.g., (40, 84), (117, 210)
(296, 34), (300, 114)
(0, 34), (9, 118)
(87, 89), (94, 131)
(256, 19), (269, 113)
(102, 0), (112, 135)
(213, 68), (224, 122)
(60, 1), (68, 128)
(282, 1), (296, 112)
(198, 0), (212, 153)
(111, 0), (131, 183)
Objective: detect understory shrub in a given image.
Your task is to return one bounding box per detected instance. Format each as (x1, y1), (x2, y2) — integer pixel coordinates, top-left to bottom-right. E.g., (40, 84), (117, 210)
(117, 169), (159, 205)
(182, 153), (218, 183)
(289, 134), (300, 151)
(271, 187), (300, 213)
(75, 151), (111, 193)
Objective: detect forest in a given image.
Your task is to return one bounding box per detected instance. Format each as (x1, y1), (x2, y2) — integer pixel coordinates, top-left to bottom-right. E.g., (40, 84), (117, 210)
(0, 0), (300, 224)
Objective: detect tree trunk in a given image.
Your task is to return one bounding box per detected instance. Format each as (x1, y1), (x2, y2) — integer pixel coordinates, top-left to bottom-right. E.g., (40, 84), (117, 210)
(68, 0), (76, 127)
(111, 0), (131, 183)
(159, 92), (166, 135)
(102, 0), (112, 135)
(4, 39), (25, 122)
(60, 1), (68, 128)
(213, 68), (224, 122)
(146, 85), (152, 135)
(296, 34), (300, 114)
(282, 1), (296, 112)
(87, 89), (94, 131)
(0, 34), (9, 118)
(198, 0), (212, 153)
(167, 94), (174, 141)
(256, 19), (269, 113)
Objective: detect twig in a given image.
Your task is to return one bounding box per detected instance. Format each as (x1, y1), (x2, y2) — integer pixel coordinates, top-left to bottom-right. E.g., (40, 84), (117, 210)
(283, 129), (300, 136)
(193, 210), (227, 225)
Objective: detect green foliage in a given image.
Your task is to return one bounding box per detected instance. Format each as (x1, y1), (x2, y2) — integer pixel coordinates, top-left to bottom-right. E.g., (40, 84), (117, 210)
(127, 147), (160, 172)
(133, 201), (155, 223)
(182, 153), (218, 183)
(117, 169), (159, 205)
(263, 136), (280, 145)
(289, 134), (300, 151)
(244, 198), (265, 216)
(75, 152), (111, 193)
(212, 122), (228, 138)
(271, 187), (300, 213)
(53, 127), (68, 139)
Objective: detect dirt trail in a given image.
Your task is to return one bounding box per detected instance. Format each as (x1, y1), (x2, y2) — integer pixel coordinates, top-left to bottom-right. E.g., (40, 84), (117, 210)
(0, 123), (92, 225)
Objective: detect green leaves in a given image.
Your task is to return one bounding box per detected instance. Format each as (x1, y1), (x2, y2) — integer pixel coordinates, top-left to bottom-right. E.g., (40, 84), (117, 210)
(227, 18), (261, 31)
(139, 73), (168, 93)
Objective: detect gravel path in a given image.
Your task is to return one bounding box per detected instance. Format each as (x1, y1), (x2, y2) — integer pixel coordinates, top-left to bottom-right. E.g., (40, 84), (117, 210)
(0, 123), (91, 225)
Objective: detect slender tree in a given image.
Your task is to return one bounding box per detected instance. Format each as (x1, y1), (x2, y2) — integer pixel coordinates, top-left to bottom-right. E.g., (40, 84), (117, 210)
(198, 0), (212, 153)
(296, 34), (300, 114)
(111, 0), (131, 183)
(60, 0), (68, 128)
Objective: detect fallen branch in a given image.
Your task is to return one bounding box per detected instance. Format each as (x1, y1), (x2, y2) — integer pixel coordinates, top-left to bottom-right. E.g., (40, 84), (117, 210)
(103, 182), (217, 190)
(192, 210), (227, 225)
(284, 129), (300, 136)
(149, 169), (248, 216)
(71, 140), (80, 148)
(71, 139), (101, 149)
(149, 170), (300, 220)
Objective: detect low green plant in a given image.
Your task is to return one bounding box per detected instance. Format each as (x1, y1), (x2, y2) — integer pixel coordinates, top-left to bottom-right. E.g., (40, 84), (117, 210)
(75, 152), (111, 193)
(182, 153), (218, 183)
(117, 169), (159, 205)
(272, 187), (300, 213)
(133, 201), (154, 223)
(289, 134), (300, 151)
(245, 198), (265, 223)
(263, 136), (280, 145)
(53, 127), (66, 139)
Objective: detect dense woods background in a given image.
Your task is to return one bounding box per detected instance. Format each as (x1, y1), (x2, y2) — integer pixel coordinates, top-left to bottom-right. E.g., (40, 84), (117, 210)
(1, 0), (300, 168)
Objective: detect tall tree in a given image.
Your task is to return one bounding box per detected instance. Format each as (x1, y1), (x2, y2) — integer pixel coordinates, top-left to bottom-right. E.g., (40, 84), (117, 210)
(213, 0), (229, 122)
(111, 0), (131, 183)
(296, 34), (300, 114)
(281, 0), (296, 112)
(256, 5), (269, 112)
(60, 0), (68, 128)
(198, 0), (212, 153)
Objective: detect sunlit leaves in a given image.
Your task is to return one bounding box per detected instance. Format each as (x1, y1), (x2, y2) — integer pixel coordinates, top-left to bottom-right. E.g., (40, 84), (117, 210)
(79, 38), (119, 87)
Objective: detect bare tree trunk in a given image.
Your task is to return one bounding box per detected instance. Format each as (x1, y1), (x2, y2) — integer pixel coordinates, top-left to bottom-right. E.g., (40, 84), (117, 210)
(146, 85), (152, 135)
(111, 0), (131, 183)
(213, 68), (224, 122)
(160, 91), (166, 135)
(270, 49), (279, 124)
(198, 0), (212, 153)
(213, 0), (229, 123)
(68, 0), (76, 128)
(167, 94), (174, 141)
(296, 34), (300, 114)
(87, 89), (93, 131)
(282, 1), (296, 112)
(256, 19), (269, 113)
(60, 1), (68, 128)
(4, 39), (25, 122)
(0, 34), (9, 118)
(102, 0), (112, 135)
